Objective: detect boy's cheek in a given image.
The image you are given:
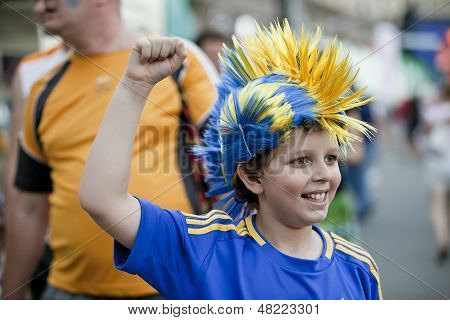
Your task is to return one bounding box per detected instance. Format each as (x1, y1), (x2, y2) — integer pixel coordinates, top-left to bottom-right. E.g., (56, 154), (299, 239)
(333, 167), (342, 187)
(327, 184), (339, 204)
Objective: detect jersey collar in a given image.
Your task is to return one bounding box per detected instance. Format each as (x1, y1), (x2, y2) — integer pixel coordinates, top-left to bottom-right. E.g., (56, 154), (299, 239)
(244, 214), (335, 272)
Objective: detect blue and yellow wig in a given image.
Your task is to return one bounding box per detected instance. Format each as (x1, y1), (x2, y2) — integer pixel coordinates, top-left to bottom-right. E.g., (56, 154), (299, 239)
(193, 20), (375, 219)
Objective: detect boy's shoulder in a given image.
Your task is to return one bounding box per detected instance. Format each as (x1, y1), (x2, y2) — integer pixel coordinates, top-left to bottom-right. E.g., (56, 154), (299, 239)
(328, 231), (380, 278)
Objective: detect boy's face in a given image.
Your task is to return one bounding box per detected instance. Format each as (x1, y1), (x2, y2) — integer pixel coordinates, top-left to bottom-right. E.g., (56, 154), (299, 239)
(258, 127), (341, 228)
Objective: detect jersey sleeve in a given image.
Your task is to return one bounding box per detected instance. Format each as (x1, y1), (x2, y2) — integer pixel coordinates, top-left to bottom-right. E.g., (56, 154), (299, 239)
(114, 197), (200, 298)
(353, 257), (382, 300)
(14, 77), (52, 192)
(180, 41), (218, 126)
(14, 143), (52, 192)
(368, 273), (383, 300)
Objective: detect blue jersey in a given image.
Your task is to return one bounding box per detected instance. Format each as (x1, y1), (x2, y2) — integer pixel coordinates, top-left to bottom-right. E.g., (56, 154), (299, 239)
(114, 197), (382, 299)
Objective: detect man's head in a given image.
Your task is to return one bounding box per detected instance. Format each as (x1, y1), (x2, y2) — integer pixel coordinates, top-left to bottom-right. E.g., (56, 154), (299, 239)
(33, 0), (120, 38)
(196, 31), (228, 72)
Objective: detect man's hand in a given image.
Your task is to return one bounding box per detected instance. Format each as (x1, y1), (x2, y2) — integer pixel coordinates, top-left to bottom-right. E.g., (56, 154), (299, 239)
(125, 37), (187, 87)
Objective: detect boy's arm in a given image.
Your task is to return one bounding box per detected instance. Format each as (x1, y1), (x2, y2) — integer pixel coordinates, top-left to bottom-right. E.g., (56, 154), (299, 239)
(80, 37), (187, 250)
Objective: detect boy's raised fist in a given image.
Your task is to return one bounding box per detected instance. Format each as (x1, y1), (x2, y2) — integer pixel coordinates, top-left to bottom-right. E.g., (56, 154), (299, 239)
(125, 37), (187, 86)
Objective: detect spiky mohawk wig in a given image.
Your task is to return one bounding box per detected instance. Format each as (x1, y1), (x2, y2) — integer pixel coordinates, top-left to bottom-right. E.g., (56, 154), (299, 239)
(193, 19), (375, 219)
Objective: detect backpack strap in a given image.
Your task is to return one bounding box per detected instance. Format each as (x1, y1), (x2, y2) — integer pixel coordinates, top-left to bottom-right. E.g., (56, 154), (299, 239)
(33, 60), (71, 150)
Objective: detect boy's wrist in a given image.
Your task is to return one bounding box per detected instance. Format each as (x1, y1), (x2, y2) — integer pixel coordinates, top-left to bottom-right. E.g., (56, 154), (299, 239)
(120, 75), (154, 100)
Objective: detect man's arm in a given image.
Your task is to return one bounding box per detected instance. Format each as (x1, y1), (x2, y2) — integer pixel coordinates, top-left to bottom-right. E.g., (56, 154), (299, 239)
(3, 70), (25, 226)
(80, 37), (187, 250)
(1, 68), (46, 300)
(1, 191), (49, 299)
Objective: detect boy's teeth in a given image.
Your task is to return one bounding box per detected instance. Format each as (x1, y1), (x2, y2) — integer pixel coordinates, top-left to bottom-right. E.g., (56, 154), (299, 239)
(305, 193), (325, 201)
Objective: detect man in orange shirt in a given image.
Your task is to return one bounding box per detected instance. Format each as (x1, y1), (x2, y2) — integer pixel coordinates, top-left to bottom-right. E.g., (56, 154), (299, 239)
(3, 44), (68, 299)
(2, 0), (69, 299)
(2, 0), (216, 299)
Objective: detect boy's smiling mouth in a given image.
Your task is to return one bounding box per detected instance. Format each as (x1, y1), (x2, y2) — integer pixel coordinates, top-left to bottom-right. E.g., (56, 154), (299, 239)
(300, 191), (329, 207)
(301, 192), (326, 201)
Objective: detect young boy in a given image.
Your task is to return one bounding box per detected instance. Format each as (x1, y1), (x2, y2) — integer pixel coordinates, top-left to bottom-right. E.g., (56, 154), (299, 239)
(80, 21), (382, 299)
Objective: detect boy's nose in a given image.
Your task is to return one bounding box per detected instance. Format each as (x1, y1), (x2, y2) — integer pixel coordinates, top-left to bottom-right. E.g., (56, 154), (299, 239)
(311, 161), (332, 182)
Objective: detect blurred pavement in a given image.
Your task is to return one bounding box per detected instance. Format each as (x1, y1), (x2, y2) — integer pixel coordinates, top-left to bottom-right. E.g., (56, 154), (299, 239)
(360, 126), (450, 299)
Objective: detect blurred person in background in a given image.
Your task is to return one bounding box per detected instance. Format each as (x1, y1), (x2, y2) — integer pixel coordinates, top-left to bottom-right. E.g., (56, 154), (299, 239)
(2, 0), (69, 299)
(405, 97), (421, 155)
(1, 0), (217, 299)
(196, 31), (228, 72)
(346, 99), (377, 221)
(421, 84), (450, 265)
(0, 195), (4, 290)
(396, 96), (421, 157)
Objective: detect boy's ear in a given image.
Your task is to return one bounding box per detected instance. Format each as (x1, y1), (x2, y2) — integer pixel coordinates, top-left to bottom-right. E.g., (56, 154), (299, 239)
(236, 163), (264, 195)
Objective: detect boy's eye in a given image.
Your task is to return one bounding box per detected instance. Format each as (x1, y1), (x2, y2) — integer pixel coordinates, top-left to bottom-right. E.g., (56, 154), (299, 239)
(292, 157), (309, 166)
(325, 155), (338, 164)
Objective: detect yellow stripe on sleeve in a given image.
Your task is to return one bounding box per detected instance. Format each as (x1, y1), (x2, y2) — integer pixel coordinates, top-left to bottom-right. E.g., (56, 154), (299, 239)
(331, 232), (365, 251)
(236, 220), (246, 230)
(236, 220), (250, 237)
(186, 214), (232, 226)
(239, 230), (250, 237)
(181, 209), (228, 219)
(332, 238), (378, 272)
(188, 223), (236, 235)
(331, 233), (379, 272)
(335, 244), (383, 299)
